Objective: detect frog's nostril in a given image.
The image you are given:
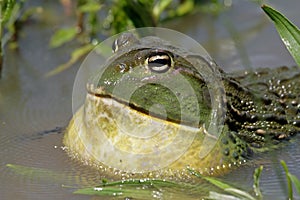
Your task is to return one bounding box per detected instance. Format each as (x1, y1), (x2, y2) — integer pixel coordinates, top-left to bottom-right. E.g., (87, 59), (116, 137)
(112, 33), (139, 53)
(146, 53), (172, 73)
(112, 38), (119, 53)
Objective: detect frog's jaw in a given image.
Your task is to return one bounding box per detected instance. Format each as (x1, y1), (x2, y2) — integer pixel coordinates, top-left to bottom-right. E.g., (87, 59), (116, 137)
(64, 94), (249, 179)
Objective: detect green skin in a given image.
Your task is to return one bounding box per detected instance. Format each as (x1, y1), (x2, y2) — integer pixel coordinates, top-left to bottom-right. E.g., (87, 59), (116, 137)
(94, 34), (300, 147)
(65, 33), (300, 178)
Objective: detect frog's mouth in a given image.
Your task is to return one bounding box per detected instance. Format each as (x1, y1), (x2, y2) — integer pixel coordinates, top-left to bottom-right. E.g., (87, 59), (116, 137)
(86, 83), (181, 125)
(86, 77), (210, 129)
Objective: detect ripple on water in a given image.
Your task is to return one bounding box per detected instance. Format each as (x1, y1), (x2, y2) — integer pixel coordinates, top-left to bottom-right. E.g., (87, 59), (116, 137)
(0, 122), (107, 199)
(222, 134), (300, 199)
(260, 136), (300, 199)
(0, 83), (104, 199)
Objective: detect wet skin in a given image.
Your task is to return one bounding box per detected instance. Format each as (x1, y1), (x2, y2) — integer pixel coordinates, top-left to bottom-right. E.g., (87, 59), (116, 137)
(64, 33), (300, 179)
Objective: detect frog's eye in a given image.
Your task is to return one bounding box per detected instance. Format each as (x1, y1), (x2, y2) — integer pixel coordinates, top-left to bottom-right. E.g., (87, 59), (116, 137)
(146, 52), (173, 73)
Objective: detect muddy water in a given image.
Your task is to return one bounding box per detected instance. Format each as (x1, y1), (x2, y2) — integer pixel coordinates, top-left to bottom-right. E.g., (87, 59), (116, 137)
(0, 0), (300, 199)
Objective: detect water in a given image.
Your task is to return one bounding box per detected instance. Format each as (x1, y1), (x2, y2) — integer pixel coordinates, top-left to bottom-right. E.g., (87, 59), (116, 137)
(0, 0), (300, 199)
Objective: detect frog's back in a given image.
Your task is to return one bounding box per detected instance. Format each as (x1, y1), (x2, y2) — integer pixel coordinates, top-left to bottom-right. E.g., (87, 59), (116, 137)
(225, 66), (300, 148)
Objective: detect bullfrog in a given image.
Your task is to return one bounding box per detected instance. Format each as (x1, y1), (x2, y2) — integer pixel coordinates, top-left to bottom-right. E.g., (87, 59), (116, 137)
(64, 32), (300, 180)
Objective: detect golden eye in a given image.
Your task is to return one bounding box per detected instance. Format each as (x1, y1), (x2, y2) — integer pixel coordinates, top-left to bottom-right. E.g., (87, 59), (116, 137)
(146, 52), (172, 73)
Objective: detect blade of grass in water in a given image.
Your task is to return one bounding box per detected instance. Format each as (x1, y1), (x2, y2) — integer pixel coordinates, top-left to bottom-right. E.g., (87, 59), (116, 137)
(74, 186), (154, 199)
(6, 163), (69, 183)
(281, 160), (293, 199)
(262, 5), (300, 66)
(281, 160), (300, 197)
(253, 166), (263, 199)
(74, 179), (166, 198)
(188, 169), (256, 200)
(74, 179), (201, 199)
(289, 174), (300, 195)
(45, 44), (94, 77)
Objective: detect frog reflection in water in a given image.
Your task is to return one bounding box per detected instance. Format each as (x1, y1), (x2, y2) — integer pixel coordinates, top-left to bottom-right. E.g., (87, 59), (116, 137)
(64, 33), (300, 179)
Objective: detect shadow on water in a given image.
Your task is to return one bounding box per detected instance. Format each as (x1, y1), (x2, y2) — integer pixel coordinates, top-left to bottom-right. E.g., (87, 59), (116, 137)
(0, 0), (300, 199)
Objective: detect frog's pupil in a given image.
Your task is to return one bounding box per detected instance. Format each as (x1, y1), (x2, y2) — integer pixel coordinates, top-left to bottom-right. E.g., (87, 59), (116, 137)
(148, 53), (171, 73)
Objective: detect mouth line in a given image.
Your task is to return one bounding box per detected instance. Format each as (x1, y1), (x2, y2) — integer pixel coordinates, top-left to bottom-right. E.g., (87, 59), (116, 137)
(86, 84), (201, 128)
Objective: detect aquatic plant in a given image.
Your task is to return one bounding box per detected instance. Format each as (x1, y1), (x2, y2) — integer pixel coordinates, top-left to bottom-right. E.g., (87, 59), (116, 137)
(0, 0), (40, 78)
(6, 160), (300, 199)
(47, 0), (227, 76)
(0, 0), (19, 77)
(47, 2), (300, 76)
(69, 161), (299, 199)
(262, 5), (300, 67)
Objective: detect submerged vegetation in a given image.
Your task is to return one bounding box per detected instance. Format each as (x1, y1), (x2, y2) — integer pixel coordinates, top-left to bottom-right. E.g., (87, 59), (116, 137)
(6, 160), (300, 199)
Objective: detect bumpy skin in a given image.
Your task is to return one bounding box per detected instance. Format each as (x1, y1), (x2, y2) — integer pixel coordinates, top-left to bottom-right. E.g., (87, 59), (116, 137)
(64, 34), (300, 179)
(224, 66), (300, 146)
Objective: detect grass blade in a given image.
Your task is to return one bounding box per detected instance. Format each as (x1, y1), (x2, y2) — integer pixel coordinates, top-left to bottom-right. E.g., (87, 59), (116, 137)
(208, 191), (242, 200)
(202, 176), (232, 190)
(49, 27), (78, 48)
(6, 163), (67, 183)
(225, 188), (256, 200)
(74, 179), (190, 199)
(188, 169), (231, 189)
(288, 174), (300, 195)
(281, 160), (293, 199)
(74, 186), (153, 199)
(188, 168), (257, 199)
(253, 166), (263, 199)
(262, 5), (300, 66)
(45, 43), (94, 77)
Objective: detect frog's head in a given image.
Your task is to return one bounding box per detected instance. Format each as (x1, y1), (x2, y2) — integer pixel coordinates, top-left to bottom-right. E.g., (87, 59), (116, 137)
(87, 33), (213, 127)
(65, 32), (247, 178)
